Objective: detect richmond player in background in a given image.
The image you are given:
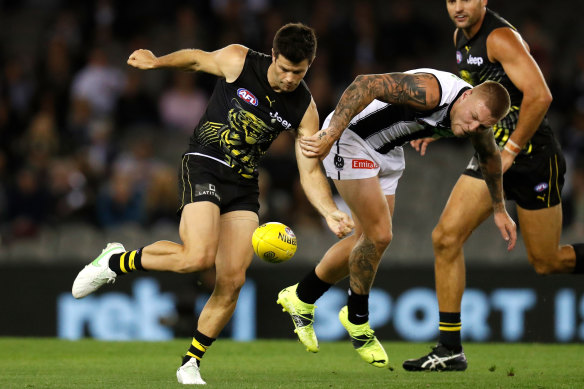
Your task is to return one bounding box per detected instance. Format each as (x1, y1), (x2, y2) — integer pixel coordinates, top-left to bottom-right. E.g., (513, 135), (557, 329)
(71, 23), (353, 385)
(404, 0), (584, 372)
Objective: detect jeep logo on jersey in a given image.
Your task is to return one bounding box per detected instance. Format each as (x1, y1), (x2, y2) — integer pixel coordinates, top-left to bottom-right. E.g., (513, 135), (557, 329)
(456, 51), (462, 64)
(270, 111), (292, 129)
(352, 159), (378, 169)
(534, 182), (549, 193)
(467, 54), (484, 66)
(237, 88), (258, 106)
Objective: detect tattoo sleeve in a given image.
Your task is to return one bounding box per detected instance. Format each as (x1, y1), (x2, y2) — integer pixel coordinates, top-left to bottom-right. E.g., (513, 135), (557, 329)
(471, 130), (505, 211)
(327, 73), (438, 140)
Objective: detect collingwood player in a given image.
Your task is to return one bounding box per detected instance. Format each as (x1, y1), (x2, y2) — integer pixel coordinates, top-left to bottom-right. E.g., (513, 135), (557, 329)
(277, 68), (517, 369)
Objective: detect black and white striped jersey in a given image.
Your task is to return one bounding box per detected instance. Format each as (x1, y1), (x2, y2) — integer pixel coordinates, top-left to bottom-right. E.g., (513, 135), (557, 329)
(345, 68), (471, 155)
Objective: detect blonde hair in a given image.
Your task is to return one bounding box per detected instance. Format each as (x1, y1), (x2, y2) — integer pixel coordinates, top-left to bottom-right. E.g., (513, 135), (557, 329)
(474, 80), (511, 121)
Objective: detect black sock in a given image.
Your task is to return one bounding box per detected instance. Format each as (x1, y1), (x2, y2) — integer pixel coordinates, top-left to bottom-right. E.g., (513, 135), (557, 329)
(108, 248), (145, 275)
(439, 312), (462, 352)
(182, 329), (216, 366)
(347, 287), (369, 325)
(296, 268), (332, 304)
(573, 244), (584, 274)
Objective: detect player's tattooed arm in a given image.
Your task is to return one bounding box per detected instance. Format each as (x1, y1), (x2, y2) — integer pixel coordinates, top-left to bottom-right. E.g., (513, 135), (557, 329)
(471, 129), (505, 211)
(327, 73), (440, 137)
(471, 127), (518, 250)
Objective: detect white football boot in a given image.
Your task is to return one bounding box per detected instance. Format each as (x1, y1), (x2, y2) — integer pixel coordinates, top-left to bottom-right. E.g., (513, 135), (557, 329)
(176, 358), (206, 385)
(71, 242), (125, 299)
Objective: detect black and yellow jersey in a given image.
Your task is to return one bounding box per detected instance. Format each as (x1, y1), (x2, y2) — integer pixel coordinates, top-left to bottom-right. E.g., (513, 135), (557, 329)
(187, 49), (311, 179)
(454, 8), (555, 155)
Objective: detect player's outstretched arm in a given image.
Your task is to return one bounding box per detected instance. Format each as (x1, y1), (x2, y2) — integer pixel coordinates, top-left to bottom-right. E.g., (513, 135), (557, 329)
(296, 99), (354, 238)
(300, 73), (440, 159)
(470, 129), (517, 251)
(127, 44), (248, 81)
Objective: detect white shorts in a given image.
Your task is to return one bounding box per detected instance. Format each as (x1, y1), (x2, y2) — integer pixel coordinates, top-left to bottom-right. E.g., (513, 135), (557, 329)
(322, 114), (405, 195)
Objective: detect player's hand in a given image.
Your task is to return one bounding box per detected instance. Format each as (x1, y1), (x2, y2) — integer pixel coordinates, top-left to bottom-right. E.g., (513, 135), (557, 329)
(410, 137), (436, 156)
(127, 49), (158, 70)
(493, 210), (517, 251)
(300, 128), (335, 160)
(501, 149), (516, 173)
(325, 210), (354, 239)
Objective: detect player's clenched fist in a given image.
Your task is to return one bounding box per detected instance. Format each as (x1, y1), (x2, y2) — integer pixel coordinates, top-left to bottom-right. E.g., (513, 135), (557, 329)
(325, 210), (354, 239)
(127, 49), (158, 69)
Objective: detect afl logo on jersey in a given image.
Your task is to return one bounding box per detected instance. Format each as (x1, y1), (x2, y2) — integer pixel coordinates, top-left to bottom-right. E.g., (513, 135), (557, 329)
(534, 182), (549, 193)
(456, 51), (462, 64)
(237, 88), (258, 106)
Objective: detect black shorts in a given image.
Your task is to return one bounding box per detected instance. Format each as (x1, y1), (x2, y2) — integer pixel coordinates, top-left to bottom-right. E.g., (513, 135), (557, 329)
(462, 143), (566, 210)
(177, 153), (260, 215)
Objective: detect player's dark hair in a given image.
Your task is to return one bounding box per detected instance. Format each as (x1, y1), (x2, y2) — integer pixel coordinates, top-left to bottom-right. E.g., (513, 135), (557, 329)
(475, 80), (511, 121)
(273, 22), (317, 64)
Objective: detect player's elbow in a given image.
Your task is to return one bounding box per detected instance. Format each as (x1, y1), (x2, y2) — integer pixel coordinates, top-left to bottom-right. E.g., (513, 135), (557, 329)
(352, 74), (376, 93)
(353, 74), (370, 85)
(537, 88), (553, 110)
(543, 91), (553, 109)
(528, 87), (552, 110)
(186, 49), (204, 71)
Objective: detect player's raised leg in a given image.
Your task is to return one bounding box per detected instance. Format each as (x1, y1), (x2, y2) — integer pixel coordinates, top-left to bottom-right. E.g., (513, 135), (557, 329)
(177, 210), (257, 385)
(517, 204), (577, 274)
(72, 202), (221, 298)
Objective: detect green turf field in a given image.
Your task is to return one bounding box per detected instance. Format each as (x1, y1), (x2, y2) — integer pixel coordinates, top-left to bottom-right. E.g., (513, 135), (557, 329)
(1, 338), (582, 388)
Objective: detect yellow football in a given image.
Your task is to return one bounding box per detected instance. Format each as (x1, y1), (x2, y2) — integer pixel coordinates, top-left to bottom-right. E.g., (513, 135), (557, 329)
(252, 222), (297, 263)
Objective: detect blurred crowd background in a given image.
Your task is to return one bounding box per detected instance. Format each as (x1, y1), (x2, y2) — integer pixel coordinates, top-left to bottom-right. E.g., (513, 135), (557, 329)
(1, 0), (583, 264)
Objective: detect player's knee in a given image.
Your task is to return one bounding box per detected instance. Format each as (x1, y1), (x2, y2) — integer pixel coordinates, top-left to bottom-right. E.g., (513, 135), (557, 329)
(373, 230), (392, 251)
(364, 230), (392, 254)
(215, 274), (246, 301)
(175, 248), (216, 273)
(529, 254), (559, 275)
(531, 260), (554, 275)
(432, 224), (461, 253)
